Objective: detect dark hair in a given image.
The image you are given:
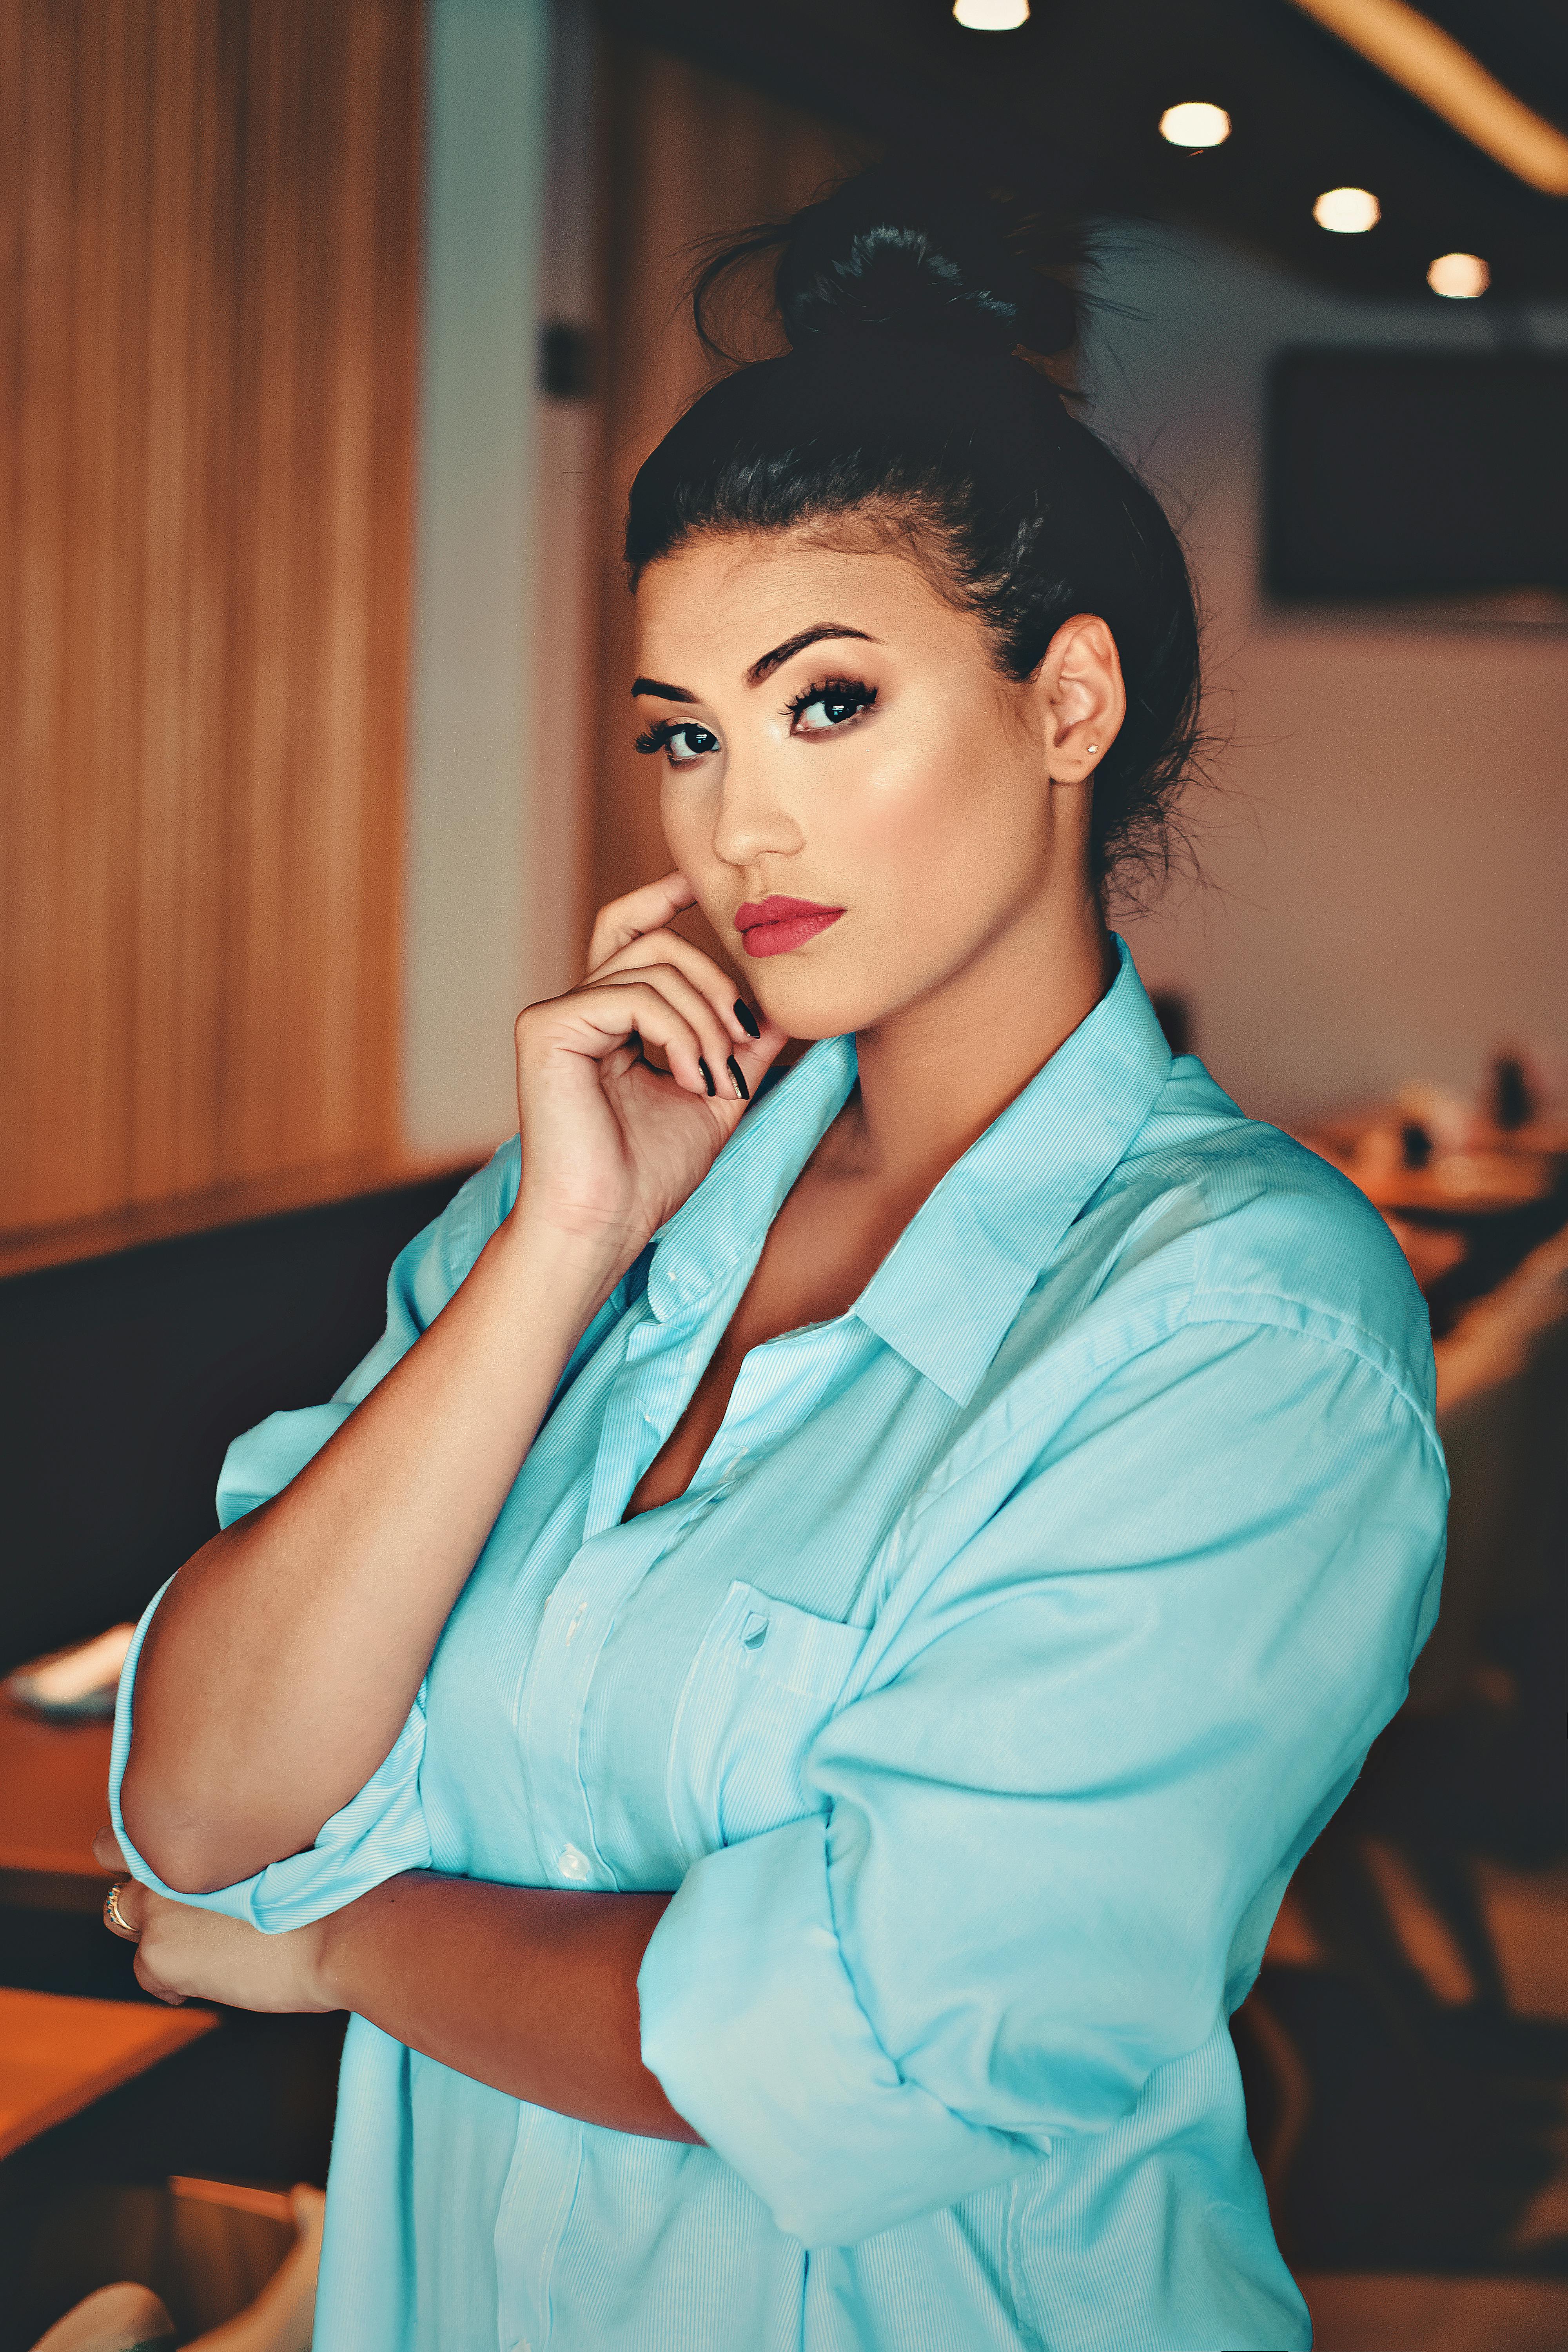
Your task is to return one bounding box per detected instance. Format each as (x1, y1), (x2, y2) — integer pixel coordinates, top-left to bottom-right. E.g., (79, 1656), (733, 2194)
(625, 164), (1204, 901)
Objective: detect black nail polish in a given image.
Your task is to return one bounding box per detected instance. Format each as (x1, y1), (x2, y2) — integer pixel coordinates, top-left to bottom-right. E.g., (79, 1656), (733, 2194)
(726, 1056), (750, 1101)
(733, 998), (761, 1039)
(698, 1057), (716, 1097)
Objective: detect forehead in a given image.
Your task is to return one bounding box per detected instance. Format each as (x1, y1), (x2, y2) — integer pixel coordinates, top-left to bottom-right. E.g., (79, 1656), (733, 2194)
(632, 529), (953, 678)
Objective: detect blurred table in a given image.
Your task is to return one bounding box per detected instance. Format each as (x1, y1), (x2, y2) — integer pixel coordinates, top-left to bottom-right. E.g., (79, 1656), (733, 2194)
(1322, 1149), (1553, 1220)
(0, 1985), (212, 2160)
(1294, 1115), (1559, 1222)
(1311, 1109), (1568, 1163)
(0, 1695), (116, 1913)
(0, 1700), (346, 2201)
(1294, 1112), (1568, 1334)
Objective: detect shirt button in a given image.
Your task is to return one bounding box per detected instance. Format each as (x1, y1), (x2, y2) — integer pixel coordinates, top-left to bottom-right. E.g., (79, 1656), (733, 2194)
(558, 1844), (590, 1881)
(740, 1612), (769, 1650)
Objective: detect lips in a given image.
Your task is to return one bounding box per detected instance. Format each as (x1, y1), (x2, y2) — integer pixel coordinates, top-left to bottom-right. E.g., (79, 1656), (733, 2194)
(733, 895), (845, 959)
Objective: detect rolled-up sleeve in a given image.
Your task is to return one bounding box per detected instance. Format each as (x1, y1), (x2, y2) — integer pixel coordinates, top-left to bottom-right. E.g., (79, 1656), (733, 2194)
(109, 1594), (433, 1928)
(109, 1146), (519, 1927)
(639, 1318), (1448, 2245)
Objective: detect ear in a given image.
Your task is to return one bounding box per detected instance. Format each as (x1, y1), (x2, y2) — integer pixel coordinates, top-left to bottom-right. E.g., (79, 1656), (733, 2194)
(1031, 614), (1126, 784)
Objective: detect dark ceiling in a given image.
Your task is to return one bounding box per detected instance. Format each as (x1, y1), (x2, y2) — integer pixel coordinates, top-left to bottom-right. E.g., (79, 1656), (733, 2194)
(605, 0), (1568, 308)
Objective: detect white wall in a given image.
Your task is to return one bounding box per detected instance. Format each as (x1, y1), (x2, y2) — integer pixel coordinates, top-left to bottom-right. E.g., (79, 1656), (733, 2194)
(1084, 228), (1568, 1127)
(402, 0), (554, 1160)
(528, 0), (600, 1017)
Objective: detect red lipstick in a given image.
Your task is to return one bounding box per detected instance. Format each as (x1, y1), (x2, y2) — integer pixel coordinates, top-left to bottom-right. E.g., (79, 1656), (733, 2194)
(733, 895), (845, 959)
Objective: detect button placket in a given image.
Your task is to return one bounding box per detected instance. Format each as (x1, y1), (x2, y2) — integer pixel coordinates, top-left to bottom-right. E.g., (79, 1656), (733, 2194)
(523, 1299), (736, 1886)
(515, 1522), (673, 1885)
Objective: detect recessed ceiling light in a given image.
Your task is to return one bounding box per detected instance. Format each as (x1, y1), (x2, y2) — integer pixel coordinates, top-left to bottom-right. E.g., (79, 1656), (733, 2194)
(953, 0), (1029, 27)
(1160, 102), (1231, 148)
(1314, 185), (1381, 232)
(1427, 251), (1489, 298)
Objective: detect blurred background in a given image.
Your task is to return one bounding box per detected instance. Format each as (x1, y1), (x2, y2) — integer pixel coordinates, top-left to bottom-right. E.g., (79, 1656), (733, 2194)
(0, 4), (1564, 2348)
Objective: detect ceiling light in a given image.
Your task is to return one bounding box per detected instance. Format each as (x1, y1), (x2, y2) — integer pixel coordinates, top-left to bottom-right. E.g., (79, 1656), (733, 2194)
(1288, 0), (1568, 197)
(1427, 251), (1489, 298)
(1314, 186), (1381, 232)
(1160, 103), (1231, 149)
(953, 0), (1029, 27)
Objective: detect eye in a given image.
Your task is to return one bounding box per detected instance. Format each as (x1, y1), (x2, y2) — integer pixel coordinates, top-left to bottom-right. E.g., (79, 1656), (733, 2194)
(634, 718), (720, 766)
(786, 677), (877, 737)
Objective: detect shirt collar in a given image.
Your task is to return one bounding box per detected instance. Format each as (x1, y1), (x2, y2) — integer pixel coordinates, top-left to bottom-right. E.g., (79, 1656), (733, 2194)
(646, 937), (1171, 1404)
(853, 937), (1172, 1402)
(644, 1035), (857, 1324)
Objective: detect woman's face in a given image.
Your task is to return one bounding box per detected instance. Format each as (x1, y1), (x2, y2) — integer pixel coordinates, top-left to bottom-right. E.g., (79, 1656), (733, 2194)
(632, 526), (1120, 1040)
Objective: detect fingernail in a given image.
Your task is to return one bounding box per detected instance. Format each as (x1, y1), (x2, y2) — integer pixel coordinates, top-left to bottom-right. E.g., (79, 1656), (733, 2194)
(733, 998), (761, 1039)
(726, 1057), (750, 1101)
(698, 1057), (716, 1097)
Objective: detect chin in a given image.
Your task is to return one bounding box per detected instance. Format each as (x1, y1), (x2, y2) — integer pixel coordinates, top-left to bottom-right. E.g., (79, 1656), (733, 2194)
(751, 970), (899, 1043)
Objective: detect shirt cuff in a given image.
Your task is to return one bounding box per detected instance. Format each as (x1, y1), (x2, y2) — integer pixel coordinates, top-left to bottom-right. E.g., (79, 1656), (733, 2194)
(637, 1813), (1038, 2246)
(109, 1583), (432, 1931)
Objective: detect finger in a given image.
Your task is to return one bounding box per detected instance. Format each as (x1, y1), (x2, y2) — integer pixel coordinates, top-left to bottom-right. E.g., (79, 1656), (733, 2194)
(563, 980), (717, 1100)
(134, 1949), (187, 2006)
(589, 927), (762, 1053)
(586, 873), (696, 973)
(596, 963), (744, 1097)
(103, 1880), (146, 1940)
(717, 1005), (792, 1101)
(93, 1826), (129, 1871)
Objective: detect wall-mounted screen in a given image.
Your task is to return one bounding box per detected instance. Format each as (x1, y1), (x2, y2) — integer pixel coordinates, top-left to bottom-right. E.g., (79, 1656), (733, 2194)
(1264, 349), (1568, 602)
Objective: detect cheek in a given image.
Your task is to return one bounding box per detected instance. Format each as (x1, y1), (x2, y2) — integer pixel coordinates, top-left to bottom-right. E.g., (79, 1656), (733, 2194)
(838, 722), (1032, 906)
(658, 773), (712, 871)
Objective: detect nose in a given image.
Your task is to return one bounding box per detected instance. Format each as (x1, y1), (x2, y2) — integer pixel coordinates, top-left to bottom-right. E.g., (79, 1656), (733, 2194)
(709, 752), (805, 869)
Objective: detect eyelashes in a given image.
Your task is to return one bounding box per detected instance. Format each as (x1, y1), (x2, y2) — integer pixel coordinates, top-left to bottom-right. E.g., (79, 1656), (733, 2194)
(634, 717), (719, 762)
(785, 675), (878, 732)
(632, 675), (879, 762)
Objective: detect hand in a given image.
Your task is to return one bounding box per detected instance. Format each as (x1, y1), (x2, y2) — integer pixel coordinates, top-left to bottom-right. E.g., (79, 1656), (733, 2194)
(511, 873), (788, 1266)
(95, 1829), (336, 2013)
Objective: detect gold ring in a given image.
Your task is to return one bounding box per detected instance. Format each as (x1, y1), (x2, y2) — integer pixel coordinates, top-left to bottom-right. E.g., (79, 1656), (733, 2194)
(103, 1881), (139, 1939)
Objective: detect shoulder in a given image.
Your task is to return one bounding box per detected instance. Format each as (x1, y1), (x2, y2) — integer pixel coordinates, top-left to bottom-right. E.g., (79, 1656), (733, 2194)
(1054, 1058), (1435, 1425)
(914, 1064), (1446, 1583)
(987, 1058), (1439, 1439)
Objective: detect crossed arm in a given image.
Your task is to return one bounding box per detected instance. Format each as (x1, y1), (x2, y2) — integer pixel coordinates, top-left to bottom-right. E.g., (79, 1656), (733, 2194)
(103, 1206), (707, 2143)
(98, 1830), (700, 2142)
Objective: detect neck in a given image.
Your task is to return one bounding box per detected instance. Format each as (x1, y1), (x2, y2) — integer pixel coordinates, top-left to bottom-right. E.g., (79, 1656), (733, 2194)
(842, 886), (1116, 1194)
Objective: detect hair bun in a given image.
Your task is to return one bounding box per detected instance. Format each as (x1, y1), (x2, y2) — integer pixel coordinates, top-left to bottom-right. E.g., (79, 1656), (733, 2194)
(772, 166), (1078, 362)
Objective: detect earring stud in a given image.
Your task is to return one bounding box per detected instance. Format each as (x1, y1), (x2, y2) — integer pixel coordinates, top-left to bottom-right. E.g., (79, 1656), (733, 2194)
(1086, 743), (1099, 756)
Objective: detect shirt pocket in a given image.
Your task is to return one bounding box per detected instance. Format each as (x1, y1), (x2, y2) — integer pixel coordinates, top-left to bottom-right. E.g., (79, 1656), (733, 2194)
(664, 1579), (870, 1865)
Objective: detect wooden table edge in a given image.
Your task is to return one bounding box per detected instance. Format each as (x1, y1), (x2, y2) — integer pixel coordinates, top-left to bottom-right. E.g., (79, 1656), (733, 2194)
(0, 1993), (216, 2162)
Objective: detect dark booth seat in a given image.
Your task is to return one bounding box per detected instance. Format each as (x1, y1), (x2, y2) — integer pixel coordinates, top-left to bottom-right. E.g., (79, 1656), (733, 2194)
(0, 1164), (478, 2239)
(0, 1163), (479, 1684)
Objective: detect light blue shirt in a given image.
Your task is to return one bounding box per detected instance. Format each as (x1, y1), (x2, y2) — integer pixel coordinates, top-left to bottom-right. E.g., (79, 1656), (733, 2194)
(111, 942), (1447, 2352)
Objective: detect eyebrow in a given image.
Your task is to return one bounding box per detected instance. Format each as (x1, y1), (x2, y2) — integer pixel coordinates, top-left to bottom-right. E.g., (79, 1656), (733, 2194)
(745, 623), (875, 685)
(629, 622), (877, 705)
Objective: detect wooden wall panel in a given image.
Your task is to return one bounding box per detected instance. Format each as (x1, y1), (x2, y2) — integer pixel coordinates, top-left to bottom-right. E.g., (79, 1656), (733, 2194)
(0, 0), (423, 1235)
(591, 44), (859, 933)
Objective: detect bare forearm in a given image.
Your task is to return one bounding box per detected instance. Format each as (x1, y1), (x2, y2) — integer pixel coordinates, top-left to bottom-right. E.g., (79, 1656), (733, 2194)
(317, 1874), (700, 2142)
(122, 1217), (620, 1893)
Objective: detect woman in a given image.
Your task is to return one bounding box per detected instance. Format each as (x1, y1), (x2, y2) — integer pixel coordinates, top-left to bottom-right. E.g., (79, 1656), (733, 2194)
(103, 169), (1447, 2351)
